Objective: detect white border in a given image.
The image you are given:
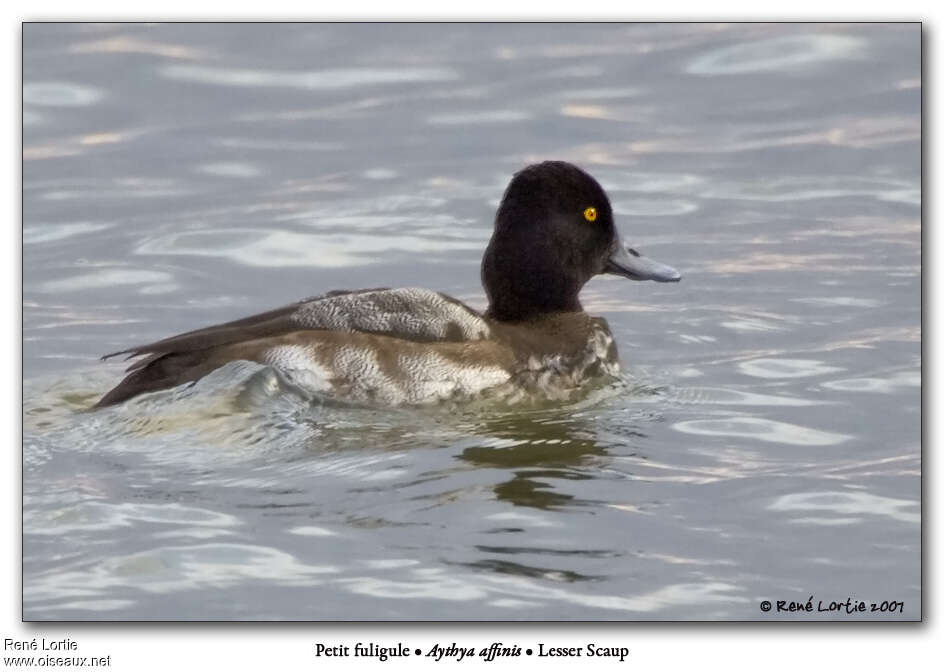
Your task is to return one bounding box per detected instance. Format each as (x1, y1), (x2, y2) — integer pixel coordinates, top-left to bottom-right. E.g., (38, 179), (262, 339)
(7, 3), (938, 670)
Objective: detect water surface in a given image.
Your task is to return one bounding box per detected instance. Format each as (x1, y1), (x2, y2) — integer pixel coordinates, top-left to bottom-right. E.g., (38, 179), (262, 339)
(23, 23), (920, 620)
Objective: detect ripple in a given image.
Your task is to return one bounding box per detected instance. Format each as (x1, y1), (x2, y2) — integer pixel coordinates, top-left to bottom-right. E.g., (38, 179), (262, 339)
(674, 417), (849, 446)
(26, 544), (338, 603)
(214, 137), (344, 152)
(602, 172), (704, 194)
(363, 559), (422, 570)
(559, 103), (654, 121)
(289, 526), (338, 537)
(678, 335), (716, 344)
(161, 64), (458, 90)
(70, 36), (208, 60)
(529, 577), (745, 611)
(822, 371), (920, 393)
(363, 168), (398, 180)
(196, 161), (261, 178)
(792, 297), (883, 308)
(342, 568), (486, 601)
(558, 87), (641, 100)
(613, 198), (697, 217)
(38, 268), (176, 294)
(674, 387), (817, 407)
(25, 502), (239, 535)
(136, 228), (482, 268)
(633, 116), (918, 154)
(739, 358), (843, 379)
(486, 510), (559, 528)
(53, 599), (136, 612)
(542, 64), (604, 78)
(24, 221), (112, 244)
(427, 110), (531, 125)
(769, 491), (919, 523)
(24, 109), (45, 126)
(720, 317), (783, 333)
(37, 177), (188, 201)
(338, 563), (745, 613)
(24, 81), (104, 106)
(278, 196), (451, 222)
(713, 252), (852, 274)
(687, 34), (865, 75)
(703, 176), (911, 202)
(879, 188), (921, 206)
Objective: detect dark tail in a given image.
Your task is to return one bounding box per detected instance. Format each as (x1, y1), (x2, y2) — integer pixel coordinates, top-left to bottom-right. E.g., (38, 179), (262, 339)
(94, 352), (206, 408)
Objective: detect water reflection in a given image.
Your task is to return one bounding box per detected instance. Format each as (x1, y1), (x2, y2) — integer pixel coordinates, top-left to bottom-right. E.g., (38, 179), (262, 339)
(24, 221), (112, 244)
(738, 358), (843, 379)
(25, 501), (239, 536)
(427, 110), (531, 125)
(70, 35), (208, 60)
(135, 228), (483, 268)
(768, 490), (919, 524)
(196, 162), (262, 178)
(24, 81), (104, 106)
(27, 543), (338, 604)
(822, 371), (920, 393)
(161, 64), (459, 89)
(687, 34), (865, 75)
(37, 268), (176, 294)
(674, 417), (850, 446)
(459, 409), (620, 509)
(457, 559), (600, 584)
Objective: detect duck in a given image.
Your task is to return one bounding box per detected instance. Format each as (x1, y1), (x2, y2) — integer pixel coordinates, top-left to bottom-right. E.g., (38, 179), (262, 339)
(95, 161), (680, 408)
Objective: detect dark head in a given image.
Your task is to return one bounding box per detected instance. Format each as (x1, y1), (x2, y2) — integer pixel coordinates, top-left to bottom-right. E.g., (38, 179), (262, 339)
(481, 161), (680, 321)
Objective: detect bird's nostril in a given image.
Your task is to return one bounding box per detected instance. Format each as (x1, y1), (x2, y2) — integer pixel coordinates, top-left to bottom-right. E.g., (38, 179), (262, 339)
(628, 248), (640, 257)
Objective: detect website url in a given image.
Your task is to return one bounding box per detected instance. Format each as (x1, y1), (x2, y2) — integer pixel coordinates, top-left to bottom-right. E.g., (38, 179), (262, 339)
(3, 656), (111, 668)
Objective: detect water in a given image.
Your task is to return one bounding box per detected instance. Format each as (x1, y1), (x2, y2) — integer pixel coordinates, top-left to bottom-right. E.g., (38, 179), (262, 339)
(23, 23), (920, 620)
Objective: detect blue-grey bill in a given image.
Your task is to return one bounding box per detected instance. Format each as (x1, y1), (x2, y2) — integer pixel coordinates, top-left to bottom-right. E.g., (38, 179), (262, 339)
(606, 242), (681, 282)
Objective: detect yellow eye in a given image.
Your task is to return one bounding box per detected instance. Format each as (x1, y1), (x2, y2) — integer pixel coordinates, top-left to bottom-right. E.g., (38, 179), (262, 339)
(583, 207), (598, 222)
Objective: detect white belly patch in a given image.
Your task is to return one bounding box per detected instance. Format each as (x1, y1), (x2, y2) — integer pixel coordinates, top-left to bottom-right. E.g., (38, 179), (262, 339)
(260, 342), (511, 405)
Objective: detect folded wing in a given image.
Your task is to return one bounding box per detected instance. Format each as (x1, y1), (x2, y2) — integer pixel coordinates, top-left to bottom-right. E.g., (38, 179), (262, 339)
(96, 288), (491, 407)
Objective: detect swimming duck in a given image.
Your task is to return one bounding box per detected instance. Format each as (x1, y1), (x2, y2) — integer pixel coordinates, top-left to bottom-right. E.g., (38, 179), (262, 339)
(95, 161), (680, 408)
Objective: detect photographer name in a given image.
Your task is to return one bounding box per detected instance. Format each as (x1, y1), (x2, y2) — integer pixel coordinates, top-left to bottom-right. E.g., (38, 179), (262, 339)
(774, 596), (904, 614)
(4, 637), (78, 652)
